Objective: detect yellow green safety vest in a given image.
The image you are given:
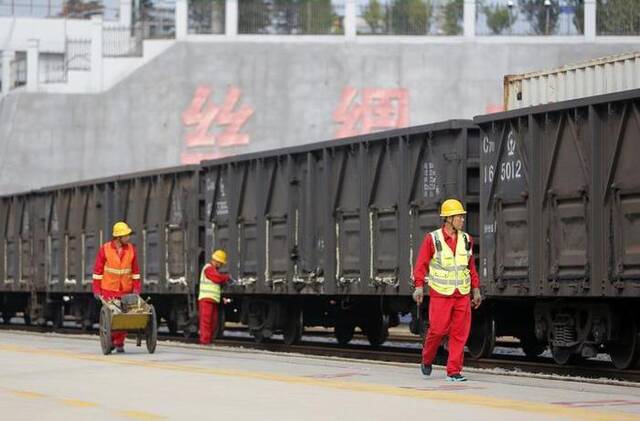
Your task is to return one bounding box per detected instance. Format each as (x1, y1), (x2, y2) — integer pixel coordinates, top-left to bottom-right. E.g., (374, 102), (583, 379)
(427, 228), (472, 296)
(198, 263), (221, 302)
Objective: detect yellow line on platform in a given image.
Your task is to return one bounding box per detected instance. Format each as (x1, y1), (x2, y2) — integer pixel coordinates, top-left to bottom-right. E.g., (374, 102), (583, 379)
(0, 343), (635, 421)
(8, 389), (48, 399)
(117, 410), (166, 420)
(61, 398), (99, 408)
(1, 385), (162, 419)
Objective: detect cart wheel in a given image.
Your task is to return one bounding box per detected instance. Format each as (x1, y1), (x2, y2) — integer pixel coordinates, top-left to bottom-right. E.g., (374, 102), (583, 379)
(99, 306), (113, 355)
(146, 305), (158, 354)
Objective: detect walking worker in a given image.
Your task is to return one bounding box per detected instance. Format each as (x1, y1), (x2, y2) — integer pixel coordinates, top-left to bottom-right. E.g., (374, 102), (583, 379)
(92, 221), (141, 353)
(198, 249), (231, 345)
(412, 199), (482, 382)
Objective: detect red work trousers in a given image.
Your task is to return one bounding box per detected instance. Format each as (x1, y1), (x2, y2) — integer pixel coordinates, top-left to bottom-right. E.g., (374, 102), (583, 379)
(421, 295), (471, 376)
(101, 290), (129, 348)
(199, 299), (219, 345)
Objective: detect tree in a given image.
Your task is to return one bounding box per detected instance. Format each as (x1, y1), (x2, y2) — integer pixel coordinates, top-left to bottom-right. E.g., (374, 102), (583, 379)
(597, 0), (640, 35)
(390, 0), (433, 35)
(238, 0), (273, 34)
(362, 0), (385, 34)
(298, 0), (337, 34)
(520, 0), (561, 35)
(483, 2), (516, 35)
(442, 0), (463, 35)
(61, 0), (103, 19)
(569, 0), (584, 34)
(189, 0), (225, 34)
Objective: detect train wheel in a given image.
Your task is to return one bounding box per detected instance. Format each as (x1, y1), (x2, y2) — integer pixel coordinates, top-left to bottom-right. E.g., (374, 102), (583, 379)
(609, 317), (639, 370)
(551, 346), (579, 365)
(167, 316), (178, 336)
(23, 304), (32, 325)
(253, 331), (267, 343)
(146, 305), (158, 354)
(364, 314), (389, 347)
(519, 334), (546, 358)
(99, 306), (113, 355)
(467, 311), (495, 359)
(214, 303), (226, 340)
(2, 312), (15, 324)
(334, 321), (355, 345)
(52, 305), (64, 330)
(283, 306), (303, 346)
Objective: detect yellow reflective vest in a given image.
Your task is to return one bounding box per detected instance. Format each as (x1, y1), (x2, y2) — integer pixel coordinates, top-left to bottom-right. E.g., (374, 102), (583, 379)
(198, 263), (222, 303)
(427, 228), (472, 296)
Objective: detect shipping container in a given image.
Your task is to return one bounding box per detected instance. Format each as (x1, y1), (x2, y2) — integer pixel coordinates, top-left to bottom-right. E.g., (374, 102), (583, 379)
(504, 52), (640, 111)
(475, 88), (640, 369)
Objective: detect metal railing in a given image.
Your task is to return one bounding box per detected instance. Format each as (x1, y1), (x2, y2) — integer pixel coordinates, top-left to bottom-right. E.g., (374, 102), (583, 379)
(0, 0), (119, 19)
(597, 0), (640, 35)
(41, 52), (67, 83)
(188, 0), (225, 34)
(357, 0), (462, 35)
(10, 54), (27, 88)
(103, 24), (143, 57)
(66, 38), (92, 70)
(476, 0), (584, 36)
(239, 0), (345, 35)
(39, 39), (91, 84)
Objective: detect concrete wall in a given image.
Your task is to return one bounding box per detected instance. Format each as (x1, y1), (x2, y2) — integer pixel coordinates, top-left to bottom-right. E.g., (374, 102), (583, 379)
(1, 40), (639, 194)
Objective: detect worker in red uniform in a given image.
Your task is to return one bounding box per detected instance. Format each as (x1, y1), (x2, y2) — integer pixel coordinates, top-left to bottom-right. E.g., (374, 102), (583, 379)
(199, 249), (231, 345)
(412, 199), (482, 382)
(92, 221), (141, 353)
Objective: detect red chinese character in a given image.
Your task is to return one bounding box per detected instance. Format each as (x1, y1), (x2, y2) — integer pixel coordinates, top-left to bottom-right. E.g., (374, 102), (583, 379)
(333, 87), (409, 138)
(181, 85), (254, 150)
(485, 103), (504, 114)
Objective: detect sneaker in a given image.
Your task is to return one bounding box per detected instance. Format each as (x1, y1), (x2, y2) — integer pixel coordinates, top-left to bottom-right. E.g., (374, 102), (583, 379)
(420, 363), (432, 376)
(115, 346), (125, 353)
(446, 373), (467, 382)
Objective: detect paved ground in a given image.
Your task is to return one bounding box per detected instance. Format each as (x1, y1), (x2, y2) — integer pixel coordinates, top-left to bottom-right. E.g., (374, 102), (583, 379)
(1, 331), (639, 420)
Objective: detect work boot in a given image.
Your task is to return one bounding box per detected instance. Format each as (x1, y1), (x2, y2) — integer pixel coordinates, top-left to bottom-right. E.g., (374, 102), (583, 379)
(420, 363), (432, 376)
(446, 373), (467, 382)
(116, 346), (125, 353)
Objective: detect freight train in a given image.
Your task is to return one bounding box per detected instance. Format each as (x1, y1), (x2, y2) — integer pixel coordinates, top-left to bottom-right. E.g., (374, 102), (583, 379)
(1, 89), (639, 369)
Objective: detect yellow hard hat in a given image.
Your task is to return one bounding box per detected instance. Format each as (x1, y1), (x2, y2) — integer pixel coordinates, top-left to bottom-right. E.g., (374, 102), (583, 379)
(211, 249), (227, 265)
(440, 199), (466, 217)
(112, 221), (133, 237)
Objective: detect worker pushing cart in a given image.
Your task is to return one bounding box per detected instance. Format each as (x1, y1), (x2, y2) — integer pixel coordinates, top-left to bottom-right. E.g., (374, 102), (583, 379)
(92, 221), (146, 353)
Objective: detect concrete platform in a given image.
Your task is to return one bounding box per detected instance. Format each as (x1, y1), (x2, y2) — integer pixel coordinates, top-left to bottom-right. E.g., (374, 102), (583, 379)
(1, 331), (639, 421)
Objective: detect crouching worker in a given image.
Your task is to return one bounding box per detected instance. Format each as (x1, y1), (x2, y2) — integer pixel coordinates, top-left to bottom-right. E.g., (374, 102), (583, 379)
(199, 250), (231, 345)
(92, 221), (141, 353)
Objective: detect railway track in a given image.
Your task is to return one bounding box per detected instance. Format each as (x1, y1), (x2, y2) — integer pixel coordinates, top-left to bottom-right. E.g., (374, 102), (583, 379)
(2, 322), (639, 385)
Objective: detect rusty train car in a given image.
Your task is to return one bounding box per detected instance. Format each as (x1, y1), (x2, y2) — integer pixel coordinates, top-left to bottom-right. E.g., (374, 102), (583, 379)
(474, 89), (640, 369)
(0, 167), (201, 334)
(1, 89), (640, 369)
(0, 120), (479, 347)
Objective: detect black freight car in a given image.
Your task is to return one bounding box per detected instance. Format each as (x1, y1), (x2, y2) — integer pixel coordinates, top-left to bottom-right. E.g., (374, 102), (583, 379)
(0, 121), (480, 347)
(474, 89), (640, 369)
(0, 167), (201, 333)
(200, 120), (480, 344)
(0, 191), (42, 324)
